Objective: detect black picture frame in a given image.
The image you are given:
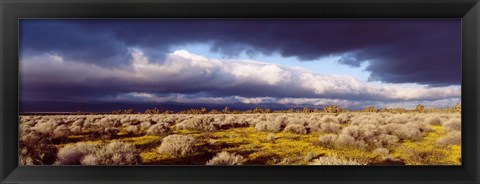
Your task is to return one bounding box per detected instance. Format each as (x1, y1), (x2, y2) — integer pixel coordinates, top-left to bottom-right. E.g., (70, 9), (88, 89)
(1, 0), (479, 183)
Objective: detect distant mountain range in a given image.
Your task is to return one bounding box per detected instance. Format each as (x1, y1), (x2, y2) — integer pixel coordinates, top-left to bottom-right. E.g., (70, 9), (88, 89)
(20, 101), (338, 113)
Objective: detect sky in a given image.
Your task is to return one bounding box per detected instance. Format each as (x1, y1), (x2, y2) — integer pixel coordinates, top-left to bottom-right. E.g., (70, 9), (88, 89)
(19, 19), (461, 111)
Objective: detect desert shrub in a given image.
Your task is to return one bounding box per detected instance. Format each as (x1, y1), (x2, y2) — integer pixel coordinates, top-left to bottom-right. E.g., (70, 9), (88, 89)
(308, 122), (340, 134)
(318, 134), (337, 147)
(317, 134), (366, 150)
(350, 116), (369, 125)
(120, 117), (132, 125)
(383, 123), (397, 134)
(322, 105), (344, 113)
(32, 120), (58, 135)
(335, 134), (367, 150)
(140, 121), (152, 130)
(52, 124), (71, 139)
(404, 148), (446, 165)
(443, 118), (461, 132)
(308, 115), (320, 122)
(288, 118), (306, 125)
(336, 114), (350, 124)
(56, 142), (100, 165)
(175, 116), (218, 131)
(162, 116), (178, 125)
(363, 106), (379, 112)
(80, 154), (99, 165)
(92, 127), (119, 140)
(309, 155), (363, 165)
(19, 116), (28, 123)
(415, 122), (435, 133)
(69, 125), (82, 134)
(125, 125), (140, 134)
(157, 135), (197, 156)
(304, 152), (318, 162)
(426, 116), (442, 126)
(80, 141), (142, 165)
(376, 134), (399, 147)
(436, 131), (461, 147)
(255, 121), (282, 133)
(351, 114), (387, 126)
(320, 123), (341, 134)
(19, 131), (58, 165)
(206, 151), (245, 165)
(414, 104), (425, 112)
(86, 118), (120, 140)
(340, 125), (367, 140)
(267, 133), (276, 142)
(323, 124), (396, 149)
(372, 148), (390, 155)
(101, 118), (121, 127)
(372, 115), (387, 125)
(57, 141), (141, 165)
(146, 123), (172, 136)
(72, 118), (85, 127)
(215, 115), (248, 129)
(378, 155), (404, 165)
(274, 116), (288, 126)
(334, 133), (356, 145)
(246, 117), (261, 126)
(283, 124), (307, 134)
(321, 115), (339, 124)
(386, 114), (408, 124)
(19, 120), (37, 130)
(207, 139), (217, 145)
(257, 115), (268, 121)
(389, 124), (424, 141)
(306, 121), (319, 132)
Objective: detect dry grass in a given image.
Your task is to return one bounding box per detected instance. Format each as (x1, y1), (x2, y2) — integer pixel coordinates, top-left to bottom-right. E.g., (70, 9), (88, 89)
(309, 154), (364, 165)
(206, 151), (246, 165)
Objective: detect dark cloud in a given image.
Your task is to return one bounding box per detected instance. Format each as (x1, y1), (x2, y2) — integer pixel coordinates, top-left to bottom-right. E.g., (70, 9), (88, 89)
(20, 20), (131, 66)
(20, 19), (460, 85)
(18, 19), (462, 111)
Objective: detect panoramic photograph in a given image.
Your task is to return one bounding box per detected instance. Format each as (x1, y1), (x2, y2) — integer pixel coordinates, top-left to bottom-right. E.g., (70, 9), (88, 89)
(19, 19), (461, 165)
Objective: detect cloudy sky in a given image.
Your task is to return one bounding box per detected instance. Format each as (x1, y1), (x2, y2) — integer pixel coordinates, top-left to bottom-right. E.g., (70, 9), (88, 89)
(19, 19), (461, 111)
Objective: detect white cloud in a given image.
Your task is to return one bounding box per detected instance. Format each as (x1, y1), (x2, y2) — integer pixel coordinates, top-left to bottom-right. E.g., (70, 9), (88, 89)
(370, 97), (461, 109)
(111, 92), (459, 109)
(277, 98), (361, 108)
(115, 92), (273, 105)
(46, 53), (64, 64)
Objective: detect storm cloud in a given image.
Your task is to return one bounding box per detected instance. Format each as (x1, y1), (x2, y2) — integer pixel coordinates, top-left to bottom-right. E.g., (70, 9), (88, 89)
(20, 49), (460, 108)
(20, 19), (461, 86)
(19, 19), (462, 110)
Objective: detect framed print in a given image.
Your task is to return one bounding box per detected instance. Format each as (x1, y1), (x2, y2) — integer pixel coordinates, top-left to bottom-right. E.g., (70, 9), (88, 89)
(17, 18), (463, 166)
(1, 0), (479, 183)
